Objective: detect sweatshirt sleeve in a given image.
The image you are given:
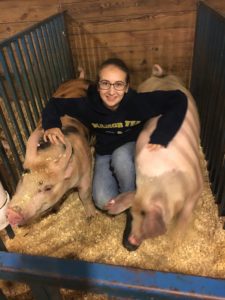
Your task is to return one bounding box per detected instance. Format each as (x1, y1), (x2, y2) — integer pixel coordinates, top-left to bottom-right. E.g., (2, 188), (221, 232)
(41, 97), (85, 130)
(139, 90), (188, 147)
(42, 98), (63, 130)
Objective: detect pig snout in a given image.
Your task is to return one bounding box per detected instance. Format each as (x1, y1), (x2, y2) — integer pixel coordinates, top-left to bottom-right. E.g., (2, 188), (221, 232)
(7, 207), (25, 226)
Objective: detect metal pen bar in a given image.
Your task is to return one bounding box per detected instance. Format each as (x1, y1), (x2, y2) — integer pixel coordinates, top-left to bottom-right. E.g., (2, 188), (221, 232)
(7, 44), (35, 134)
(31, 30), (51, 100)
(20, 36), (44, 114)
(203, 16), (223, 162)
(0, 251), (225, 299)
(26, 33), (48, 105)
(0, 105), (22, 177)
(13, 40), (39, 125)
(59, 14), (75, 79)
(36, 27), (55, 97)
(210, 80), (225, 197)
(41, 23), (59, 96)
(0, 49), (29, 141)
(53, 17), (67, 81)
(45, 22), (61, 87)
(0, 142), (18, 190)
(0, 12), (67, 49)
(208, 37), (225, 186)
(50, 18), (66, 81)
(191, 2), (225, 208)
(0, 75), (25, 155)
(49, 21), (63, 82)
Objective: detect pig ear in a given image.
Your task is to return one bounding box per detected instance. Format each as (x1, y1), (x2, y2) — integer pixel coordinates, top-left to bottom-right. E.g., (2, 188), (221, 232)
(152, 64), (165, 77)
(24, 128), (43, 168)
(63, 162), (73, 179)
(54, 138), (73, 170)
(106, 191), (135, 215)
(78, 66), (85, 78)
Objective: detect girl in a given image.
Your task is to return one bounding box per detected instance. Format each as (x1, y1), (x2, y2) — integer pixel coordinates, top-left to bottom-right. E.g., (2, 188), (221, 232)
(42, 58), (187, 210)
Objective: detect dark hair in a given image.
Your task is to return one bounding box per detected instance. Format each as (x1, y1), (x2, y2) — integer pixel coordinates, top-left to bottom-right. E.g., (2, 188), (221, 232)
(97, 58), (130, 84)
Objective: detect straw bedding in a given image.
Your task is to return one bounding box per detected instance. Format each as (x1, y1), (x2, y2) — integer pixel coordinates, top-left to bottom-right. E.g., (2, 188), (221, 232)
(1, 149), (225, 299)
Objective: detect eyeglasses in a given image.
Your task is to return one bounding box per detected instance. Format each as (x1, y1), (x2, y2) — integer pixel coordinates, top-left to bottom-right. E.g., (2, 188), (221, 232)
(98, 80), (127, 91)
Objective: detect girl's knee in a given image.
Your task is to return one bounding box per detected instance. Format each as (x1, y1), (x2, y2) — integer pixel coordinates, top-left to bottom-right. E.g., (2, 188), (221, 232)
(93, 194), (111, 210)
(112, 143), (134, 165)
(92, 187), (115, 210)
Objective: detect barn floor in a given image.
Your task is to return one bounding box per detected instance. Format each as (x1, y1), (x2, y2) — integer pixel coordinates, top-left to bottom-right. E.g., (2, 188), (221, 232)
(1, 150), (225, 299)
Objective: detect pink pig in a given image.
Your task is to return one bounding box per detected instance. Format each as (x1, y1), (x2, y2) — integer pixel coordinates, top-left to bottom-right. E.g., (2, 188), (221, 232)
(107, 65), (203, 250)
(6, 75), (95, 226)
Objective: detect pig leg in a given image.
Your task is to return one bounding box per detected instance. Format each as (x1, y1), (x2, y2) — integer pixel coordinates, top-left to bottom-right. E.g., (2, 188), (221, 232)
(104, 191), (135, 214)
(122, 209), (140, 251)
(176, 192), (200, 233)
(104, 192), (139, 250)
(78, 174), (96, 218)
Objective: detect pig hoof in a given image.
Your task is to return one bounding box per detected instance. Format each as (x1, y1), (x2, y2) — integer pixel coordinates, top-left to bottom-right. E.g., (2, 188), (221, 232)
(122, 210), (139, 251)
(123, 238), (139, 251)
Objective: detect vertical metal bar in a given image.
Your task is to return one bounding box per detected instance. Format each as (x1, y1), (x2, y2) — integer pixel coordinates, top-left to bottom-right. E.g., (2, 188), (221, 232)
(59, 13), (74, 78)
(50, 19), (65, 80)
(45, 22), (61, 87)
(191, 3), (209, 128)
(191, 2), (225, 210)
(20, 36), (44, 113)
(0, 12), (74, 197)
(0, 75), (25, 156)
(202, 15), (222, 161)
(31, 30), (52, 99)
(199, 19), (213, 151)
(0, 49), (29, 141)
(7, 43), (35, 132)
(207, 38), (225, 178)
(26, 33), (48, 105)
(0, 143), (18, 189)
(14, 39), (39, 124)
(49, 21), (63, 81)
(219, 165), (225, 215)
(213, 119), (225, 198)
(41, 23), (59, 95)
(36, 28), (54, 99)
(0, 105), (22, 176)
(53, 17), (67, 80)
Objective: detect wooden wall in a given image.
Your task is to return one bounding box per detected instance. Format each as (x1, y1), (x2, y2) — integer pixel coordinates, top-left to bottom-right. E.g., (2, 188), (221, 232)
(0, 0), (225, 88)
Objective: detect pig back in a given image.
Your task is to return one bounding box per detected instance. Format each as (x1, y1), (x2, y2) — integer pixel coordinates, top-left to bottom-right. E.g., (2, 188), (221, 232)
(136, 72), (202, 189)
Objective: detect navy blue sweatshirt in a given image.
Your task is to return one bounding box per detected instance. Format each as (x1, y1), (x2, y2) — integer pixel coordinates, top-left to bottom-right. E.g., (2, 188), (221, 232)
(42, 85), (188, 155)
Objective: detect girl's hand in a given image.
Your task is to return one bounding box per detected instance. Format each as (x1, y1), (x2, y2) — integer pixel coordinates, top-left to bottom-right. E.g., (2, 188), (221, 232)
(146, 143), (163, 151)
(43, 128), (65, 145)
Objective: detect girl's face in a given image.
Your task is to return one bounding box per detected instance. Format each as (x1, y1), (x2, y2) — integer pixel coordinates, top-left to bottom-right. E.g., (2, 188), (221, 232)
(98, 65), (129, 110)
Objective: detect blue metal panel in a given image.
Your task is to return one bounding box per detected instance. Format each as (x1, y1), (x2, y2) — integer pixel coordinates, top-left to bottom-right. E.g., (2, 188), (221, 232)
(0, 251), (224, 299)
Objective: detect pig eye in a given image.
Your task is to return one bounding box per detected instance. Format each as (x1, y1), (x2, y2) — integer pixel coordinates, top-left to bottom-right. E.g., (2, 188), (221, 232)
(140, 210), (146, 216)
(44, 185), (53, 192)
(23, 168), (30, 174)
